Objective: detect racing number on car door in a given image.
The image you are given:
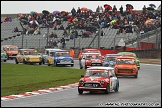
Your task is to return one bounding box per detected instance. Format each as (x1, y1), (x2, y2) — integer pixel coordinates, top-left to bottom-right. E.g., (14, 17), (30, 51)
(109, 70), (116, 90)
(19, 55), (23, 62)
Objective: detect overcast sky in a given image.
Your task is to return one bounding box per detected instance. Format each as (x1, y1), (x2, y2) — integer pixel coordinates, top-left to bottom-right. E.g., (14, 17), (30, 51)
(1, 1), (161, 14)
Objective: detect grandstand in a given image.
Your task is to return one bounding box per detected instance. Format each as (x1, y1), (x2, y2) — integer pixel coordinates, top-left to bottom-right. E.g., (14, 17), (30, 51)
(1, 4), (161, 58)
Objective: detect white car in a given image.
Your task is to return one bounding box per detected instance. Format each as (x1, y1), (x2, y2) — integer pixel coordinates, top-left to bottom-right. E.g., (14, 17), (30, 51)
(79, 53), (103, 69)
(42, 48), (62, 65)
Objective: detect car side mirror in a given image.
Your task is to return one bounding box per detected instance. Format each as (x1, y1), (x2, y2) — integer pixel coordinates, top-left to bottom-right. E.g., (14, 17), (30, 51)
(81, 75), (84, 77)
(109, 75), (113, 77)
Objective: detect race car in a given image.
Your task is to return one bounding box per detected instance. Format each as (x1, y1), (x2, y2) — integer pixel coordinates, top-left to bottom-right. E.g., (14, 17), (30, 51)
(79, 48), (102, 59)
(1, 45), (18, 60)
(41, 48), (62, 65)
(103, 54), (122, 67)
(118, 52), (140, 70)
(1, 50), (7, 62)
(79, 53), (103, 69)
(82, 48), (101, 54)
(42, 49), (74, 67)
(15, 49), (42, 65)
(53, 50), (74, 67)
(114, 56), (138, 78)
(78, 67), (119, 94)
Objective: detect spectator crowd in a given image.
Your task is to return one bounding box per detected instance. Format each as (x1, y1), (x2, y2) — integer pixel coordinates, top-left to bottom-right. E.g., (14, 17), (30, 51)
(2, 3), (161, 48)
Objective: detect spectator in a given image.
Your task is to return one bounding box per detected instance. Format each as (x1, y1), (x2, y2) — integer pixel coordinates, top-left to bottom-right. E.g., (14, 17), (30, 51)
(33, 27), (41, 35)
(50, 32), (58, 38)
(49, 32), (55, 38)
(119, 5), (123, 15)
(70, 48), (75, 58)
(142, 5), (147, 14)
(58, 25), (64, 30)
(61, 37), (66, 48)
(8, 17), (12, 22)
(57, 41), (62, 48)
(62, 29), (68, 37)
(53, 32), (58, 38)
(71, 7), (76, 17)
(13, 27), (19, 32)
(77, 7), (81, 15)
(4, 16), (9, 22)
(113, 5), (117, 13)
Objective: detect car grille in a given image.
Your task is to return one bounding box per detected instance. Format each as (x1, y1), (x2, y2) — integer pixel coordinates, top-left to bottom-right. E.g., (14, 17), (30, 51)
(12, 54), (17, 56)
(83, 83), (101, 88)
(1, 55), (5, 58)
(118, 69), (133, 73)
(29, 58), (40, 62)
(91, 63), (102, 65)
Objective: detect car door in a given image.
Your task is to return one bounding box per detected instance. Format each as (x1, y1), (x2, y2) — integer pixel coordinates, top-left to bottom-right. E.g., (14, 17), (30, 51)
(81, 55), (86, 68)
(109, 69), (117, 90)
(17, 51), (23, 62)
(44, 50), (49, 63)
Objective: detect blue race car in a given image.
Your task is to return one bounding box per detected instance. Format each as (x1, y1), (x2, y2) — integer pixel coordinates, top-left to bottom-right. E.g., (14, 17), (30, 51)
(103, 54), (122, 67)
(52, 50), (74, 67)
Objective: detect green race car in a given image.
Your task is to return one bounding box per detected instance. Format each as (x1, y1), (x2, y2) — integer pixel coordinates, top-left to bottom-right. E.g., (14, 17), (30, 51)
(118, 52), (140, 70)
(1, 50), (7, 62)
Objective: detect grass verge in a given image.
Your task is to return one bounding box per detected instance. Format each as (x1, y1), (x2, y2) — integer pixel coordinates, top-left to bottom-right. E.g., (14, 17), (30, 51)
(1, 63), (85, 96)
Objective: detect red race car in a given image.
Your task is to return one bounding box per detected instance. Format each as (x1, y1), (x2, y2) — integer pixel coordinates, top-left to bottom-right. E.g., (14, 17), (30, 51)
(79, 53), (103, 69)
(78, 67), (119, 94)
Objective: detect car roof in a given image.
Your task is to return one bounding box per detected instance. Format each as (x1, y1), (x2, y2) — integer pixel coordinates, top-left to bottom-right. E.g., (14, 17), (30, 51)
(105, 54), (122, 56)
(45, 48), (62, 51)
(83, 52), (101, 55)
(87, 67), (114, 70)
(19, 49), (36, 50)
(45, 49), (62, 52)
(118, 52), (136, 55)
(55, 50), (68, 52)
(116, 56), (136, 59)
(2, 45), (18, 48)
(84, 48), (99, 50)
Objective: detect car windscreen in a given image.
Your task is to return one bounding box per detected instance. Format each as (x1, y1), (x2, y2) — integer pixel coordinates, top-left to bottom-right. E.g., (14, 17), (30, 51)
(85, 70), (108, 77)
(105, 56), (116, 62)
(24, 51), (38, 55)
(1, 50), (4, 53)
(122, 53), (136, 58)
(55, 52), (69, 57)
(86, 55), (101, 59)
(83, 50), (100, 53)
(117, 59), (135, 64)
(8, 48), (18, 51)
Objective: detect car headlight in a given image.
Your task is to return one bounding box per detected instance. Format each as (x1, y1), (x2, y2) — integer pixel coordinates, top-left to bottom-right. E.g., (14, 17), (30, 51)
(9, 52), (12, 54)
(27, 57), (30, 60)
(39, 57), (42, 60)
(115, 67), (118, 70)
(132, 68), (136, 71)
(79, 80), (84, 84)
(100, 80), (104, 84)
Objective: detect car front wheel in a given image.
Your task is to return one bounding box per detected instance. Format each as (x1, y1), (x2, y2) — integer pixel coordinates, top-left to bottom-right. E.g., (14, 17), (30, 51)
(15, 58), (19, 64)
(42, 59), (45, 64)
(39, 62), (42, 65)
(105, 84), (110, 94)
(114, 82), (119, 92)
(78, 87), (83, 94)
(54, 61), (57, 66)
(134, 71), (138, 78)
(23, 59), (27, 64)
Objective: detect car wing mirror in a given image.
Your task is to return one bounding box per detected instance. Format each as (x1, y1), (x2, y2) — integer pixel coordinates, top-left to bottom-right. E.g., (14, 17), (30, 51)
(109, 75), (113, 78)
(81, 75), (84, 77)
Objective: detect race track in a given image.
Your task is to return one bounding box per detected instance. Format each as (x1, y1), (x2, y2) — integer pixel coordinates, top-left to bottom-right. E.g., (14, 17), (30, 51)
(1, 60), (161, 107)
